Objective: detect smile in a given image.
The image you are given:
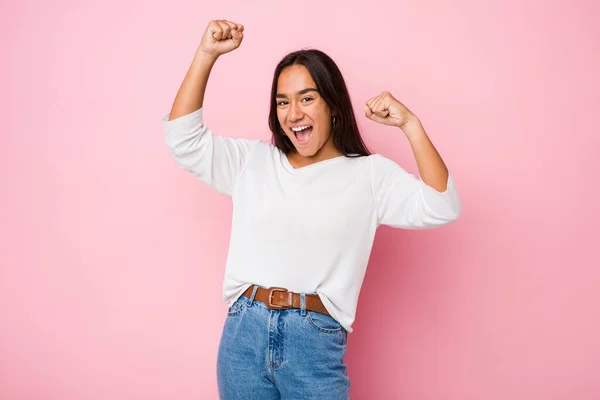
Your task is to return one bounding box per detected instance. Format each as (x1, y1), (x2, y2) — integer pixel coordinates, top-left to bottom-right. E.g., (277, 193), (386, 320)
(291, 125), (313, 144)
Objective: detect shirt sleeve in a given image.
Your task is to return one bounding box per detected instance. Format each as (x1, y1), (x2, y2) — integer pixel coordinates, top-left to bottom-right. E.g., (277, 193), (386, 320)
(162, 107), (258, 196)
(370, 154), (462, 229)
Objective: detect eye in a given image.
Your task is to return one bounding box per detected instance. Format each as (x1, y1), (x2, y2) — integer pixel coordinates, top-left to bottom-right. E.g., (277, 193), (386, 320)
(277, 100), (288, 106)
(302, 97), (313, 102)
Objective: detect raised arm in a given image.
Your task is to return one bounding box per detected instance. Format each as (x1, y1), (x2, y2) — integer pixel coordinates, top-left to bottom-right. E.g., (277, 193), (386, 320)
(365, 91), (461, 228)
(168, 20), (244, 120)
(163, 20), (256, 197)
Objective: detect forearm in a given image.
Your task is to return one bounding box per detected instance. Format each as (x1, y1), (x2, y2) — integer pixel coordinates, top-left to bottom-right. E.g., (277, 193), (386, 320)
(168, 50), (218, 121)
(402, 119), (449, 192)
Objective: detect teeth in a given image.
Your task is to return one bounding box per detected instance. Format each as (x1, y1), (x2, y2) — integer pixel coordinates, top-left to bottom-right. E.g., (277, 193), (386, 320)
(291, 125), (312, 132)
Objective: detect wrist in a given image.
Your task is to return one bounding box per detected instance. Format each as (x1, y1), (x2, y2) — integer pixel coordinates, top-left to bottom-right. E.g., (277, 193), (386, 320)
(399, 116), (423, 136)
(194, 49), (219, 64)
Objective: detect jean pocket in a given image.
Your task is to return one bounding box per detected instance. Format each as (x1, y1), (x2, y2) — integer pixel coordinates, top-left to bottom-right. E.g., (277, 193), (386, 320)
(307, 311), (343, 333)
(227, 298), (245, 316)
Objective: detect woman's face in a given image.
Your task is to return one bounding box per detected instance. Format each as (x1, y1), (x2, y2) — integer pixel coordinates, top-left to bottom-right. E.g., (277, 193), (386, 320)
(276, 65), (336, 158)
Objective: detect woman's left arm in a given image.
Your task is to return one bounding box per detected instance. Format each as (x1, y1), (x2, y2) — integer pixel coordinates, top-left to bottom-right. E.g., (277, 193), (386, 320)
(402, 119), (449, 192)
(365, 91), (449, 192)
(366, 91), (461, 229)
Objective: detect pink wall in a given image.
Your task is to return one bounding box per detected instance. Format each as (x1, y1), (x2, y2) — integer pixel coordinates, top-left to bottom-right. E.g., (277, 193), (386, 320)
(1, 0), (599, 398)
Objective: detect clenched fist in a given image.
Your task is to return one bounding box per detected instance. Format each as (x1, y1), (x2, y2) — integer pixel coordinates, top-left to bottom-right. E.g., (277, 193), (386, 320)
(198, 19), (244, 58)
(364, 91), (419, 130)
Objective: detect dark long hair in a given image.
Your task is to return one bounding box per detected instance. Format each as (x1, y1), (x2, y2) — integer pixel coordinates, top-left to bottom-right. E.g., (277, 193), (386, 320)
(268, 49), (371, 157)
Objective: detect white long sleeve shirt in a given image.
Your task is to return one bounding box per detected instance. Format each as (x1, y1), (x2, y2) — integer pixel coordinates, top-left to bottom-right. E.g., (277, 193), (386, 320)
(162, 107), (461, 332)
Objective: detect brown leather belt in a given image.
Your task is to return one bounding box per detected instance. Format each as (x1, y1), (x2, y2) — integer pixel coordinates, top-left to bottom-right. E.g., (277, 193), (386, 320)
(242, 285), (330, 316)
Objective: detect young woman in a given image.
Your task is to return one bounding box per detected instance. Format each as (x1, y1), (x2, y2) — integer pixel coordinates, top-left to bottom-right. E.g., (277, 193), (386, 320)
(163, 19), (461, 400)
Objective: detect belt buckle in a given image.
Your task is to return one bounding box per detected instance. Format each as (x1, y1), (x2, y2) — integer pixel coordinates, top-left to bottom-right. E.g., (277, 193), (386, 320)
(268, 287), (292, 310)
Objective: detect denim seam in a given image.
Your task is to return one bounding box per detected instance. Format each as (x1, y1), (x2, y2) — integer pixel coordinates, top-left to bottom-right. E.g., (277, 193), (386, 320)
(227, 301), (244, 316)
(306, 312), (343, 334)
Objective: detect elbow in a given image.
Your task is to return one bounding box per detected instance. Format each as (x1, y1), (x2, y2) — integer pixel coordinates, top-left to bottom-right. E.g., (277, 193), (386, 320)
(440, 195), (462, 223)
(445, 206), (461, 224)
(165, 138), (188, 168)
(447, 196), (462, 221)
(422, 196), (462, 227)
(165, 132), (207, 167)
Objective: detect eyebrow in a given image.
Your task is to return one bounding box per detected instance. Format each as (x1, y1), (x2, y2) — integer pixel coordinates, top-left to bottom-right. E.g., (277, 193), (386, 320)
(275, 88), (319, 98)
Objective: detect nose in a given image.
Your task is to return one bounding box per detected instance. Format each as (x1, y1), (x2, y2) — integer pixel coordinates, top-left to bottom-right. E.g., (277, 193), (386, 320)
(289, 101), (303, 121)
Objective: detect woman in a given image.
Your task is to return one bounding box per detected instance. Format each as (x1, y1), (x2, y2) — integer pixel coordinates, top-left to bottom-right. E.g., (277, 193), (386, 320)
(163, 19), (461, 400)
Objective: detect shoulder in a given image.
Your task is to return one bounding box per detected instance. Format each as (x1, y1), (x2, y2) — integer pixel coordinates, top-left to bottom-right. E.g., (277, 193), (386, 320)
(367, 153), (393, 164)
(365, 153), (397, 172)
(367, 153), (408, 172)
(250, 139), (279, 157)
(254, 139), (275, 150)
(243, 139), (285, 168)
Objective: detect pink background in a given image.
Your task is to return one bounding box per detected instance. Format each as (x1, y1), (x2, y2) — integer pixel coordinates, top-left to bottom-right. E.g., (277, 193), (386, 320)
(1, 0), (599, 398)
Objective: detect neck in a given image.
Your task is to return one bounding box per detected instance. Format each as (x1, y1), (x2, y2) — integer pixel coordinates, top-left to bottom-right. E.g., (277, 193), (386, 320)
(287, 138), (342, 168)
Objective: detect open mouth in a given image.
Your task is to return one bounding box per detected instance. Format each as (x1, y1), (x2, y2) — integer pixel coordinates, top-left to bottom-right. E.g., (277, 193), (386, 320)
(291, 125), (313, 144)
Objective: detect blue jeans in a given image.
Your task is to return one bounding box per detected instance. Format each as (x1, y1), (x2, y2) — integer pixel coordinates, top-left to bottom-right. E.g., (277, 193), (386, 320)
(216, 286), (351, 399)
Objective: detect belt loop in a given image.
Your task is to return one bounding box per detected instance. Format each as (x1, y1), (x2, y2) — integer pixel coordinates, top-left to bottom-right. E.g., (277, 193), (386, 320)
(300, 292), (307, 316)
(247, 285), (259, 306)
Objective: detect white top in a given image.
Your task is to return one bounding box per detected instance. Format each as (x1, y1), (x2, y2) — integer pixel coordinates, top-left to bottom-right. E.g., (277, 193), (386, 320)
(162, 107), (461, 332)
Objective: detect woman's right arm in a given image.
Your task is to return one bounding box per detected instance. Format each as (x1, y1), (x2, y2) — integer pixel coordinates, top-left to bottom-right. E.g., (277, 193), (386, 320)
(163, 20), (255, 197)
(167, 51), (217, 120)
(169, 20), (244, 119)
